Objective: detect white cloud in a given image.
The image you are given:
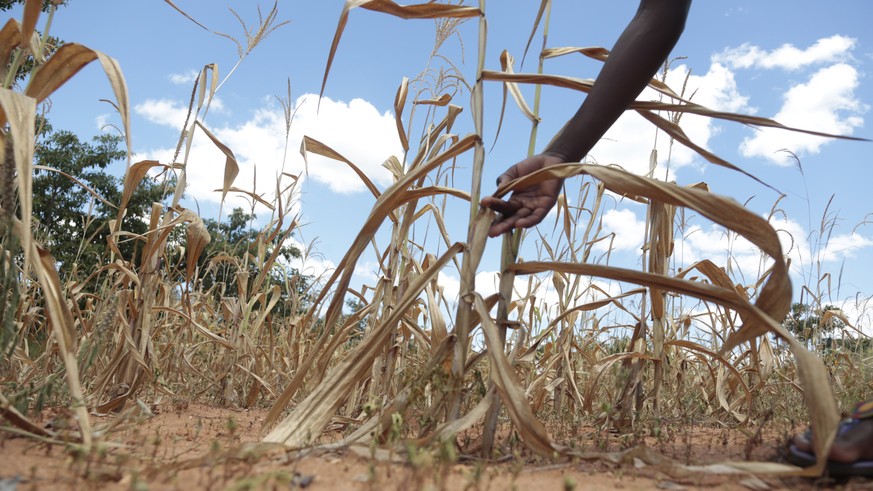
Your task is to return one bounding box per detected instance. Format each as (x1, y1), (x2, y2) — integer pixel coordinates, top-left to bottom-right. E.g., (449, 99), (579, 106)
(435, 268), (636, 330)
(169, 69), (200, 85)
(686, 62), (750, 114)
(135, 93), (404, 211)
(135, 98), (190, 129)
(588, 62), (749, 176)
(436, 269), (563, 318)
(594, 209), (646, 253)
(352, 260), (382, 284)
(135, 97), (227, 131)
(667, 215), (873, 295)
(437, 270), (502, 307)
(589, 35), (862, 174)
(287, 95), (402, 193)
(723, 7), (748, 17)
(739, 63), (866, 164)
(284, 237), (336, 283)
(772, 216), (873, 267)
(676, 223), (763, 280)
(715, 35), (856, 71)
(436, 271), (462, 305)
(586, 110), (658, 173)
(822, 233), (873, 261)
(837, 296), (873, 336)
(95, 113), (110, 131)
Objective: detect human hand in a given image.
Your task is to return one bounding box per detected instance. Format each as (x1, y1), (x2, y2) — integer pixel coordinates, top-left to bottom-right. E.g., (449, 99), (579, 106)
(480, 153), (565, 238)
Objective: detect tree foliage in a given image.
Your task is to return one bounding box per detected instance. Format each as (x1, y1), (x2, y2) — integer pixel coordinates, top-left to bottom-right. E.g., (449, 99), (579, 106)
(31, 120), (166, 278)
(0, 0), (67, 11)
(782, 302), (849, 351)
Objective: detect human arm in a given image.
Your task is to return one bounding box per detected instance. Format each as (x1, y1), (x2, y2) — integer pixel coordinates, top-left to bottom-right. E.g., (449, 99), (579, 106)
(482, 0), (692, 237)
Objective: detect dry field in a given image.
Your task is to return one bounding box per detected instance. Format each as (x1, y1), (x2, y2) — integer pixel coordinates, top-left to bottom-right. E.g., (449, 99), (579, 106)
(0, 404), (837, 490)
(1, 1), (871, 490)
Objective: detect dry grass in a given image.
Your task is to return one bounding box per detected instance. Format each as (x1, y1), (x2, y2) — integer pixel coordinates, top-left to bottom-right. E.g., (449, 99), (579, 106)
(1, 0), (871, 488)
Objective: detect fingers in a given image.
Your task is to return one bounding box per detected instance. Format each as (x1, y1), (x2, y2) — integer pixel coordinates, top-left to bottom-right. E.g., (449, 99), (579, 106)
(484, 156), (554, 237)
(488, 220), (512, 237)
(483, 204), (545, 237)
(512, 213), (545, 230)
(507, 206), (544, 229)
(482, 193), (551, 237)
(495, 172), (514, 188)
(482, 199), (516, 237)
(480, 196), (517, 216)
(496, 159), (529, 187)
(487, 211), (543, 237)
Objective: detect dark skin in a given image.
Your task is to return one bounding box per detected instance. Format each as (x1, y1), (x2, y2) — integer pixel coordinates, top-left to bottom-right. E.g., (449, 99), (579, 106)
(481, 0), (691, 237)
(793, 419), (873, 464)
(482, 0), (873, 465)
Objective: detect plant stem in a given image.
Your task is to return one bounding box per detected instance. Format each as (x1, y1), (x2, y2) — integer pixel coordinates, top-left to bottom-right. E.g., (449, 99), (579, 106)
(449, 0), (487, 422)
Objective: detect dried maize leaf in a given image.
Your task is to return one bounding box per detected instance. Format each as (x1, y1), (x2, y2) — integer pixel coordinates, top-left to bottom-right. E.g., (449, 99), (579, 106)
(0, 90), (35, 274)
(393, 77), (409, 151)
(633, 101), (869, 142)
(491, 50), (539, 152)
(520, 288), (645, 359)
(217, 187), (275, 211)
(667, 340), (750, 422)
(117, 160), (164, 228)
(583, 351), (654, 412)
(542, 46), (609, 62)
(163, 0), (211, 31)
(300, 135), (381, 200)
(185, 215), (211, 281)
(415, 93), (452, 106)
(320, 1), (479, 101)
(359, 0), (481, 20)
(0, 21), (22, 80)
(26, 45), (131, 159)
(677, 259), (738, 291)
(32, 164), (117, 209)
(196, 63), (218, 116)
(497, 163), (837, 474)
(261, 133), (477, 427)
(501, 50), (541, 123)
(19, 0), (40, 47)
(637, 110), (771, 190)
(152, 306), (234, 349)
(32, 242), (91, 446)
(264, 243), (464, 447)
(471, 293), (558, 456)
(194, 121), (238, 203)
(520, 0), (549, 67)
(418, 388), (495, 447)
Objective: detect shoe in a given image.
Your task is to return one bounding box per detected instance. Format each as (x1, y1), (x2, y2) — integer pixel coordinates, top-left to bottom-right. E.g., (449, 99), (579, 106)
(787, 400), (873, 477)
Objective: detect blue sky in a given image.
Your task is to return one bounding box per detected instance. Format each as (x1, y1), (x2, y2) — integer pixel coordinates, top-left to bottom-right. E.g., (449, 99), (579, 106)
(12, 1), (873, 327)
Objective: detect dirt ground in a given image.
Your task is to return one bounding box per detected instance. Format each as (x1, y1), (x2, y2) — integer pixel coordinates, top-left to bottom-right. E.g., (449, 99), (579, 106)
(0, 403), (869, 490)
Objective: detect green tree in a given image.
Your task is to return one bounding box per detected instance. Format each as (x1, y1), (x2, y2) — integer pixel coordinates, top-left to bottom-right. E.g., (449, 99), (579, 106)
(0, 0), (67, 11)
(343, 298), (368, 344)
(782, 302), (846, 351)
(31, 120), (166, 278)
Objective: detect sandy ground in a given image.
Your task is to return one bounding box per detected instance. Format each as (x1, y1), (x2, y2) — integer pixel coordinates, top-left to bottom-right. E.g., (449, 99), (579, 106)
(0, 403), (868, 490)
